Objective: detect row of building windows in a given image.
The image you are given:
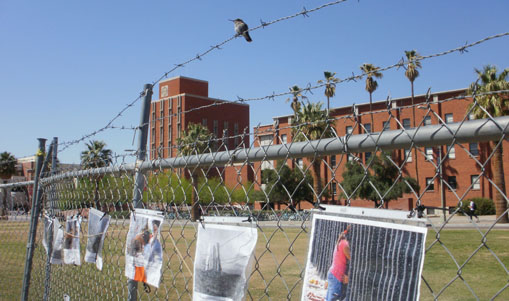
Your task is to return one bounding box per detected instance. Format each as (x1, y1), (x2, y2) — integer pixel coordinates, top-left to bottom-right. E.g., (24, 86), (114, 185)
(320, 174), (482, 196)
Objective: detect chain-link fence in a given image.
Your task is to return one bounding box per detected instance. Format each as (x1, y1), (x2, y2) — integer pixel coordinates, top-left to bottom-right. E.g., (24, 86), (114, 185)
(1, 87), (508, 300)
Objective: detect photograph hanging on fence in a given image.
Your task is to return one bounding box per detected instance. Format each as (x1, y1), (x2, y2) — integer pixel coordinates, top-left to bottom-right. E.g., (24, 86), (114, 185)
(42, 215), (64, 265)
(63, 215), (81, 265)
(85, 208), (111, 270)
(125, 209), (164, 288)
(193, 222), (257, 301)
(302, 213), (427, 301)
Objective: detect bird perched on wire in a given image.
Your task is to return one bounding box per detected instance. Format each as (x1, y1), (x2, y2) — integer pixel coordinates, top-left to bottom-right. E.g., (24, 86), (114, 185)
(230, 18), (252, 42)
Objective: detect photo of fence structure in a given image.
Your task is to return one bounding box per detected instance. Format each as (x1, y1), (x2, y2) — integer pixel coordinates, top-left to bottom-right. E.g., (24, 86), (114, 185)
(1, 1), (508, 300)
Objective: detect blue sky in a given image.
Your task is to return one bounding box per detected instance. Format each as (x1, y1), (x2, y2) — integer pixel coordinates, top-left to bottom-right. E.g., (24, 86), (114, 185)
(1, 0), (508, 163)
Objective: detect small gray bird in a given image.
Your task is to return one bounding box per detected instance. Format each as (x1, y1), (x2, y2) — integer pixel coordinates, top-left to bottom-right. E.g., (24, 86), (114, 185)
(231, 18), (252, 42)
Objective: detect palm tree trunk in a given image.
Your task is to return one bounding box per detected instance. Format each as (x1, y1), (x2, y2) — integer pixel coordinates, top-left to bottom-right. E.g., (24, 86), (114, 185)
(311, 158), (323, 204)
(327, 96), (330, 117)
(411, 81), (420, 195)
(191, 173), (201, 221)
(369, 93), (374, 130)
(491, 142), (508, 223)
(94, 178), (100, 210)
(1, 185), (8, 217)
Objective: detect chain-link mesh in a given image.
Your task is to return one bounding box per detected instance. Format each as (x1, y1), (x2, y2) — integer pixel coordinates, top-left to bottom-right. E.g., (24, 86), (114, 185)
(1, 90), (509, 300)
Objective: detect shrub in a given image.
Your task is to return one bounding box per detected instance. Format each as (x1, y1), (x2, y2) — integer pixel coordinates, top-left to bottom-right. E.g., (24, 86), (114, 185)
(459, 198), (495, 216)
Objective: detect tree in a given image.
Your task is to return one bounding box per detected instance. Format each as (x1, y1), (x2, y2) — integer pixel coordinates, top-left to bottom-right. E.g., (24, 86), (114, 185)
(340, 152), (419, 208)
(292, 101), (334, 203)
(177, 123), (214, 221)
(80, 141), (113, 209)
(404, 50), (422, 191)
(287, 85), (306, 121)
(0, 152), (16, 216)
(318, 71), (339, 117)
(360, 63), (383, 127)
(468, 65), (509, 223)
(261, 160), (314, 208)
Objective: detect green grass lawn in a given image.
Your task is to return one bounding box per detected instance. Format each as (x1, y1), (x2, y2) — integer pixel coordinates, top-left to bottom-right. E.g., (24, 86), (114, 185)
(1, 221), (507, 300)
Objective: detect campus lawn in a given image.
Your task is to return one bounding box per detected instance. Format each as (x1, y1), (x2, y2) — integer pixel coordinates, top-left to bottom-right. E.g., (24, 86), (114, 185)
(1, 221), (507, 300)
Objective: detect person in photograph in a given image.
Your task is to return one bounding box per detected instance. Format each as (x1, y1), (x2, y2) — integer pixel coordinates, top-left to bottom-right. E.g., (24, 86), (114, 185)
(468, 200), (480, 222)
(146, 220), (162, 263)
(326, 226), (351, 301)
(132, 223), (151, 282)
(64, 220), (77, 249)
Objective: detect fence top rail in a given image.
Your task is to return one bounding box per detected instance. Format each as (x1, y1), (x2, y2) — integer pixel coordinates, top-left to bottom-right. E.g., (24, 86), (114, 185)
(24, 116), (509, 185)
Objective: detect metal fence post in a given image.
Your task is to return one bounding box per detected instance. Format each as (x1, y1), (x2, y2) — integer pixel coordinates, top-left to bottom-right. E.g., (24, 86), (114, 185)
(128, 84), (153, 300)
(21, 138), (47, 301)
(43, 137), (58, 301)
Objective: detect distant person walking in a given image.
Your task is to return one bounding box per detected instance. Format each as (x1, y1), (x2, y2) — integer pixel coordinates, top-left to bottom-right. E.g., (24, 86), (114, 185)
(468, 200), (480, 222)
(326, 226), (351, 301)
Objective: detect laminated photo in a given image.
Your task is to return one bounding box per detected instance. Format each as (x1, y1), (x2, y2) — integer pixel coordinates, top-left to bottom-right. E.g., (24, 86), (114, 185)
(193, 223), (257, 301)
(125, 209), (164, 288)
(63, 215), (81, 265)
(42, 215), (64, 265)
(302, 214), (427, 301)
(85, 208), (111, 270)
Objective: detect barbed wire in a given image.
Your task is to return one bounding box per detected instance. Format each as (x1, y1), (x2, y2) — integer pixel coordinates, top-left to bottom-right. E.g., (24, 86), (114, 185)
(55, 0), (351, 153)
(146, 32), (509, 128)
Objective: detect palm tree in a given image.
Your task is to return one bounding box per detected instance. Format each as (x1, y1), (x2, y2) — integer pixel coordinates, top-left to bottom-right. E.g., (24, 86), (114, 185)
(80, 141), (113, 209)
(0, 152), (16, 216)
(360, 63), (383, 127)
(292, 101), (334, 204)
(318, 71), (339, 117)
(404, 50), (422, 196)
(468, 65), (509, 223)
(177, 123), (214, 221)
(287, 86), (307, 122)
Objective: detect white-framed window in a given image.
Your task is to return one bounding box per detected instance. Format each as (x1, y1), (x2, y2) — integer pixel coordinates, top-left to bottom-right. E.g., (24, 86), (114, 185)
(259, 135), (273, 146)
(468, 112), (476, 120)
(346, 126), (353, 135)
(161, 85), (168, 98)
(424, 116), (432, 126)
(281, 134), (288, 144)
(364, 123), (371, 133)
(261, 160), (274, 171)
(347, 154), (354, 162)
(331, 155), (336, 167)
(425, 147), (434, 160)
(471, 175), (481, 190)
(447, 176), (457, 190)
(403, 118), (411, 129)
(332, 182), (337, 195)
(447, 145), (456, 159)
(296, 158), (304, 168)
(426, 177), (435, 191)
(405, 149), (412, 162)
(445, 113), (453, 124)
(469, 143), (479, 156)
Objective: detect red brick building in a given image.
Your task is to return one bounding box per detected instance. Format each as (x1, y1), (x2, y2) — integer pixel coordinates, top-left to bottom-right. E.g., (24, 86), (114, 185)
(253, 89), (509, 212)
(149, 76), (253, 185)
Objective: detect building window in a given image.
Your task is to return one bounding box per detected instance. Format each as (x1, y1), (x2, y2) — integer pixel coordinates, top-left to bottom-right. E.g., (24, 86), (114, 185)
(331, 155), (336, 167)
(234, 123), (239, 146)
(296, 158), (304, 169)
(445, 113), (453, 124)
(404, 149), (412, 161)
(471, 175), (480, 190)
(159, 125), (164, 142)
(346, 126), (353, 135)
(468, 112), (476, 120)
(151, 126), (156, 142)
(365, 152), (372, 163)
(202, 118), (207, 127)
(382, 121), (390, 131)
(425, 147), (434, 160)
(424, 116), (432, 126)
(364, 123), (371, 133)
(161, 86), (168, 98)
(448, 145), (456, 159)
(213, 120), (219, 137)
(281, 134), (288, 144)
(177, 124), (181, 138)
(261, 160), (274, 171)
(426, 178), (434, 191)
(168, 98), (173, 115)
(469, 143), (479, 156)
(152, 103), (156, 121)
(447, 176), (457, 190)
(347, 154), (354, 162)
(332, 182), (337, 195)
(259, 135), (273, 146)
(402, 118), (411, 129)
